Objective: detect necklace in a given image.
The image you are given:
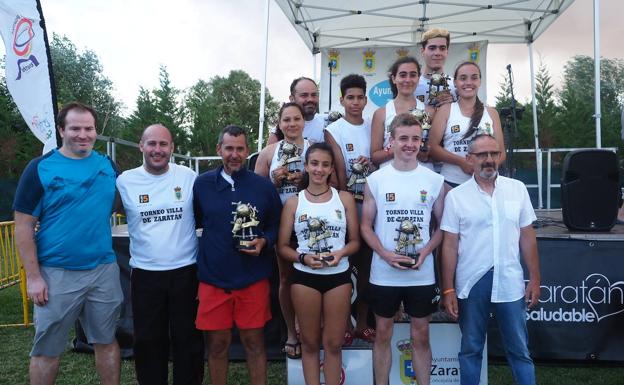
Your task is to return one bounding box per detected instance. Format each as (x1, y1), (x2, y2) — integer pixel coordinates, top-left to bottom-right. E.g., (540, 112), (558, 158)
(306, 187), (330, 197)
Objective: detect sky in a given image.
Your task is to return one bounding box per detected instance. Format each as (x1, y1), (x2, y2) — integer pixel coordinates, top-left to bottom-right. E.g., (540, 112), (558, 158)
(2, 0), (623, 116)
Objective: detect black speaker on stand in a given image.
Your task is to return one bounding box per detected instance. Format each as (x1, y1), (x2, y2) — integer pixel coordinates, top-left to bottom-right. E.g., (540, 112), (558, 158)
(561, 149), (620, 231)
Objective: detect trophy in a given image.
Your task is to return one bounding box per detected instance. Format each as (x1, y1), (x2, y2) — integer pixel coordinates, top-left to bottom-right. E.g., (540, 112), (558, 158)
(427, 73), (451, 106)
(278, 141), (303, 174)
(394, 219), (423, 267)
(346, 162), (369, 201)
(326, 111), (343, 125)
(306, 217), (334, 263)
(410, 108), (432, 152)
(231, 202), (260, 250)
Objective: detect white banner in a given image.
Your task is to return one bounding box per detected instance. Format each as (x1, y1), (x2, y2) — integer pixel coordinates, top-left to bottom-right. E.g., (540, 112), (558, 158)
(0, 0), (56, 153)
(390, 323), (487, 385)
(287, 349), (373, 385)
(320, 42), (488, 119)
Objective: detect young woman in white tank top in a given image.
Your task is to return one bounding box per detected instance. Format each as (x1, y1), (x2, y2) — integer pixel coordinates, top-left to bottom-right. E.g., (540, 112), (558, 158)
(429, 61), (506, 186)
(277, 143), (360, 385)
(254, 102), (308, 358)
(371, 56), (436, 170)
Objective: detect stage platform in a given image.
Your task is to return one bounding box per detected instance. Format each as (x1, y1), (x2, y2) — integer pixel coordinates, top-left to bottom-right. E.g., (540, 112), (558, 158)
(534, 209), (624, 241)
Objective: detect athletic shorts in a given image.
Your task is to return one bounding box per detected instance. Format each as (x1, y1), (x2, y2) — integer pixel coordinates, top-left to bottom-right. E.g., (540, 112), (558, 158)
(196, 279), (271, 330)
(369, 283), (439, 319)
(31, 262), (123, 357)
(291, 268), (352, 294)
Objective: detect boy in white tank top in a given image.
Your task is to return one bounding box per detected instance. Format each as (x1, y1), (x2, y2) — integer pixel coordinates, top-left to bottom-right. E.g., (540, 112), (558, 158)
(361, 113), (446, 385)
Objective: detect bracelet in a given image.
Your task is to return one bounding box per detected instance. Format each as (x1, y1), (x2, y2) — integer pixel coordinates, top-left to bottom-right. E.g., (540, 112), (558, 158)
(442, 288), (455, 295)
(298, 253), (307, 266)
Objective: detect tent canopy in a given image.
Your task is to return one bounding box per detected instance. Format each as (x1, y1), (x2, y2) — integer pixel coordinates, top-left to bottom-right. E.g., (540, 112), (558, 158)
(275, 0), (574, 50)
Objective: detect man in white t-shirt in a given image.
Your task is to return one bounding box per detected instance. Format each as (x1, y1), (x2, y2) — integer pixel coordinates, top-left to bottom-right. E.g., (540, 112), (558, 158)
(440, 133), (540, 385)
(415, 28), (456, 108)
(268, 77), (326, 145)
(116, 124), (203, 385)
(361, 113), (446, 385)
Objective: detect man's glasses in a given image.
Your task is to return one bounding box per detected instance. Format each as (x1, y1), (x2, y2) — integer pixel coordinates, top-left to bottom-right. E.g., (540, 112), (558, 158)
(469, 151), (501, 160)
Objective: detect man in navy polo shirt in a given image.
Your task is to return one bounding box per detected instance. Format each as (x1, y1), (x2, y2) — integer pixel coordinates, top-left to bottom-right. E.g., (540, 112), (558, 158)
(193, 125), (281, 385)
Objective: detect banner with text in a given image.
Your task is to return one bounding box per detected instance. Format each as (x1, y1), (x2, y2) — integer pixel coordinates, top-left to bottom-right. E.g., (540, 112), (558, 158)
(320, 41), (488, 119)
(0, 0), (56, 153)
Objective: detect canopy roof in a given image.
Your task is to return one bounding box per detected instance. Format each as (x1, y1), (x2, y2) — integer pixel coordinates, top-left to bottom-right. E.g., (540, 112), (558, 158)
(275, 0), (574, 51)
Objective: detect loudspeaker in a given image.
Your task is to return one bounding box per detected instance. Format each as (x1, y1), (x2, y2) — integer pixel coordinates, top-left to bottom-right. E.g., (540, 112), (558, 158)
(561, 149), (620, 231)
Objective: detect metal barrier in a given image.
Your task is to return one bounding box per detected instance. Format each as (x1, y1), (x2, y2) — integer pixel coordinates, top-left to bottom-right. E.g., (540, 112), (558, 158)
(0, 221), (30, 327)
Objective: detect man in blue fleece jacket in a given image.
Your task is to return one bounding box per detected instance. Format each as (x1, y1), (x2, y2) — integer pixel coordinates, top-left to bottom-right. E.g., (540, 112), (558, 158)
(193, 125), (281, 385)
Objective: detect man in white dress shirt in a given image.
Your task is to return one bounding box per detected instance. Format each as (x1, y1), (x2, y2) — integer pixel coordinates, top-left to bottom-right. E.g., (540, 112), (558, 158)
(440, 133), (540, 385)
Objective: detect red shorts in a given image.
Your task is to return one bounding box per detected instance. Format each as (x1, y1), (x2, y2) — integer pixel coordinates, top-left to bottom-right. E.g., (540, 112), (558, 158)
(196, 279), (271, 330)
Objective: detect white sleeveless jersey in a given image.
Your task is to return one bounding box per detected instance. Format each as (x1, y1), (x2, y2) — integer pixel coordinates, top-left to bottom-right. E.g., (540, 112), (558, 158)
(381, 99), (432, 170)
(441, 102), (493, 184)
(324, 117), (371, 182)
(269, 139), (310, 204)
(293, 187), (349, 275)
(367, 163), (443, 286)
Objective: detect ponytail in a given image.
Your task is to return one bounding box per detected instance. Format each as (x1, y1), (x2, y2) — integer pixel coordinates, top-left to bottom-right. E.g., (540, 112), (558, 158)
(462, 96), (484, 140)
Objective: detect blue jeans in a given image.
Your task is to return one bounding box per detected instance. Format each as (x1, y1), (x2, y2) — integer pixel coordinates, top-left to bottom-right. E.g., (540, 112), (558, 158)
(458, 270), (535, 385)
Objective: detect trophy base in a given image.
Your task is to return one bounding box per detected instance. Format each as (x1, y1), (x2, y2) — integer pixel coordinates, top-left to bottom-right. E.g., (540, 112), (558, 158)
(237, 239), (256, 250)
(353, 193), (364, 201)
(398, 252), (420, 268)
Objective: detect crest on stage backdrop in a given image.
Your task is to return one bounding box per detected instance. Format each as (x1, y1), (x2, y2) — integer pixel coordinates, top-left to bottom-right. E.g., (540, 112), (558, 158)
(468, 42), (480, 62)
(396, 47), (410, 59)
(362, 48), (376, 74)
(328, 49), (340, 74)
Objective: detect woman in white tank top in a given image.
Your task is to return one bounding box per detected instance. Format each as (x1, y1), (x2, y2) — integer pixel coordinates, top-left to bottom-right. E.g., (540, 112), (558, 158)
(255, 102), (308, 358)
(277, 143), (360, 385)
(370, 56), (435, 169)
(429, 61), (506, 186)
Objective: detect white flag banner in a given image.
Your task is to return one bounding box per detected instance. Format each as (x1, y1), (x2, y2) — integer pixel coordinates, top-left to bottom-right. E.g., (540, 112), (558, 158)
(0, 0), (56, 153)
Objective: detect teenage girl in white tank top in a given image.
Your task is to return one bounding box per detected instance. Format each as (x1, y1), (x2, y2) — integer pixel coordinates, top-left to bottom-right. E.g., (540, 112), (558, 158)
(429, 61), (506, 186)
(277, 143), (360, 385)
(371, 56), (436, 170)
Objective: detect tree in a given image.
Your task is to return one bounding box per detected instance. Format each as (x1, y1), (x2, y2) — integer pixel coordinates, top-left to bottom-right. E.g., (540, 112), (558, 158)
(186, 70), (280, 155)
(534, 63), (560, 148)
(557, 55), (624, 148)
(50, 34), (123, 136)
(124, 66), (189, 153)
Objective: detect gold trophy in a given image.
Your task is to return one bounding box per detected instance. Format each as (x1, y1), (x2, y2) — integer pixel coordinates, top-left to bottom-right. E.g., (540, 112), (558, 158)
(410, 108), (432, 152)
(427, 72), (451, 106)
(231, 202), (260, 250)
(394, 220), (423, 267)
(278, 141), (303, 174)
(306, 217), (334, 264)
(346, 162), (369, 201)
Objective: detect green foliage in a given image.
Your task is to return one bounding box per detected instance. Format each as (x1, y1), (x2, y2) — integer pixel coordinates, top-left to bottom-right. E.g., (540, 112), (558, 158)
(186, 70), (280, 156)
(50, 34), (124, 137)
(123, 66), (189, 153)
(494, 55), (624, 151)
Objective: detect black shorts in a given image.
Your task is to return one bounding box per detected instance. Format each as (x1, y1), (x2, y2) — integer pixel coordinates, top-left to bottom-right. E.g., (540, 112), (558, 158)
(291, 268), (352, 294)
(369, 283), (439, 318)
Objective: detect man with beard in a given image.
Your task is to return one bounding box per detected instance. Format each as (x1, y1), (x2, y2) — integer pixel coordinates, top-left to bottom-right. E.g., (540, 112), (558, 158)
(268, 77), (326, 144)
(415, 28), (456, 107)
(116, 124), (204, 384)
(193, 125), (282, 385)
(440, 133), (540, 385)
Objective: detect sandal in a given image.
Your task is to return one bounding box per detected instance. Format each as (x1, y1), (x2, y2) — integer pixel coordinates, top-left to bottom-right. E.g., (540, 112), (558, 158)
(283, 341), (302, 359)
(355, 327), (376, 343)
(343, 330), (355, 347)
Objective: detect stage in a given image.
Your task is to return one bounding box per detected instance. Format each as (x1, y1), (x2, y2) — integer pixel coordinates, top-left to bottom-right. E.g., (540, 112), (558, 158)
(106, 209), (624, 363)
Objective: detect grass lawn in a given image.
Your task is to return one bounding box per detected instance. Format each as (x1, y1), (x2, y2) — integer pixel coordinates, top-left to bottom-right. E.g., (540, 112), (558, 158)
(1, 285), (623, 384)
